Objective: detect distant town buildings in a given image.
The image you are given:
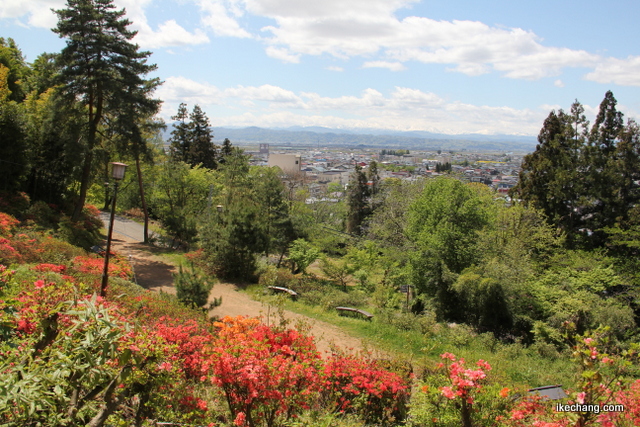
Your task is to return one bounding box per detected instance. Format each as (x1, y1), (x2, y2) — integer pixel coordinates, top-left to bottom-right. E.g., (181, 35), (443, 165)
(243, 143), (523, 197)
(268, 153), (302, 173)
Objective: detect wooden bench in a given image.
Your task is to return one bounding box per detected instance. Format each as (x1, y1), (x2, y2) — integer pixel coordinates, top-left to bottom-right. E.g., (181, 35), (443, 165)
(267, 286), (298, 299)
(335, 306), (374, 320)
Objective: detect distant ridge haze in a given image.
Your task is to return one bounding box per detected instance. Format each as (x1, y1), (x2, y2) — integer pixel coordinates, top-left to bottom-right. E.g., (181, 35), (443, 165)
(165, 126), (537, 153)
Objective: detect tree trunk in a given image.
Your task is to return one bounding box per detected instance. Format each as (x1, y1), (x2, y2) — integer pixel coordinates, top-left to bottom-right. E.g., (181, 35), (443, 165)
(461, 399), (473, 427)
(135, 154), (149, 243)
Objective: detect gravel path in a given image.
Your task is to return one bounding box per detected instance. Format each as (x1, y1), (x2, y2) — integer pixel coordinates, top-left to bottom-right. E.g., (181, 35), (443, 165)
(100, 212), (380, 356)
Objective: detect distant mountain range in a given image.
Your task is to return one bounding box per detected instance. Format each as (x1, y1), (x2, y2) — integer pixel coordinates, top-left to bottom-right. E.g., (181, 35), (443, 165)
(165, 126), (538, 153)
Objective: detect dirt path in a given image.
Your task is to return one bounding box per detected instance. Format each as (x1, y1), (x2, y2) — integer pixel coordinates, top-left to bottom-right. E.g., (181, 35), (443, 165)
(208, 282), (383, 356)
(103, 217), (379, 356)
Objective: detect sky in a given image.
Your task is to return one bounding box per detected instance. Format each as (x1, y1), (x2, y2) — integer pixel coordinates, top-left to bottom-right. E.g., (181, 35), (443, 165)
(2, 0), (640, 136)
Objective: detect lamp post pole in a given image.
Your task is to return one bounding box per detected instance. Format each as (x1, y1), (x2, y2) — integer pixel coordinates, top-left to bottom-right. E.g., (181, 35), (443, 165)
(100, 162), (127, 298)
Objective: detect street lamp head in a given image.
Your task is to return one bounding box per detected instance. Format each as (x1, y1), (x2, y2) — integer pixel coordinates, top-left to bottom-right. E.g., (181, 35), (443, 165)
(110, 162), (128, 180)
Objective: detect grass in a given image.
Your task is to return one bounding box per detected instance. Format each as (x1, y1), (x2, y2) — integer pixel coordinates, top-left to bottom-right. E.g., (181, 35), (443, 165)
(245, 283), (577, 390)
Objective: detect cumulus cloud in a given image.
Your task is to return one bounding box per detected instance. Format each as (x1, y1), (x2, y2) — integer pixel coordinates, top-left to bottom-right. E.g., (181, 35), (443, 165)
(6, 0), (637, 85)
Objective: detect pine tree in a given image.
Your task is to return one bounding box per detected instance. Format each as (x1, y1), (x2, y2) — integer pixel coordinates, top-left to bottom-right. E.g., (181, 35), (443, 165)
(218, 138), (233, 164)
(53, 0), (158, 221)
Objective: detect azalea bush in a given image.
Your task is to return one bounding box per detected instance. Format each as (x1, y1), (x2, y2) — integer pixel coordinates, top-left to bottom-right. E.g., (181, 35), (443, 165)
(204, 316), (324, 427)
(410, 353), (494, 427)
(322, 352), (409, 425)
(0, 278), (220, 427)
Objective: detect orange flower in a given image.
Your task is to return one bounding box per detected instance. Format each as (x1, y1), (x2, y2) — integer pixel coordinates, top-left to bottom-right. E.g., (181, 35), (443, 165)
(500, 387), (510, 398)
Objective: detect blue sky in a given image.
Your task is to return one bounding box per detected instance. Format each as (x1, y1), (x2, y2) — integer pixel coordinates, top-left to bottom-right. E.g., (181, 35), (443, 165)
(2, 0), (640, 136)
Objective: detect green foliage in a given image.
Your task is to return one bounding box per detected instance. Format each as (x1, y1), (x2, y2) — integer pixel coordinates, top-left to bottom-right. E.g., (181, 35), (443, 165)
(202, 198), (265, 282)
(0, 64), (27, 193)
(288, 239), (320, 274)
(56, 205), (103, 250)
(407, 177), (495, 319)
(320, 256), (355, 291)
(452, 272), (512, 333)
(150, 161), (216, 248)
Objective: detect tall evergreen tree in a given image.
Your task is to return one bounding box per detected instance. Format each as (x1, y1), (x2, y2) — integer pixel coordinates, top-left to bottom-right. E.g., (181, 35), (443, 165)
(511, 109), (582, 241)
(53, 0), (158, 221)
(168, 103), (190, 163)
(346, 164), (370, 234)
(110, 79), (162, 242)
(583, 91), (626, 245)
(218, 138), (233, 164)
(188, 105), (217, 169)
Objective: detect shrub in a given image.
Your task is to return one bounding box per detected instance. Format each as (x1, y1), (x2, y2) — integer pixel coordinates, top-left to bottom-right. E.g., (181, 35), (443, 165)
(0, 212), (19, 236)
(56, 205), (102, 250)
(25, 201), (60, 229)
(204, 316), (324, 427)
(0, 191), (30, 218)
(174, 264), (212, 309)
(322, 351), (409, 425)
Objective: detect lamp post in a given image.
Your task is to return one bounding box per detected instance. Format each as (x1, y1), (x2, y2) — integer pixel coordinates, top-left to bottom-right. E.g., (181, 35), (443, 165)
(100, 162), (127, 297)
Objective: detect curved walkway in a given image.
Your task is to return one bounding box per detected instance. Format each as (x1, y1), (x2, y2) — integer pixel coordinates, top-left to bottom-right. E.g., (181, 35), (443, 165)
(99, 212), (379, 356)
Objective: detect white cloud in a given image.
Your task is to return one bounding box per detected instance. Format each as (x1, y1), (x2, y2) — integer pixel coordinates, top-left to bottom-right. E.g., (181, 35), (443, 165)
(134, 20), (210, 48)
(584, 56), (640, 87)
(224, 84), (303, 105)
(326, 66), (344, 72)
(197, 0), (252, 38)
(362, 61), (406, 71)
(237, 0), (606, 81)
(156, 76), (222, 107)
(265, 46), (300, 63)
(160, 77), (546, 134)
(0, 0), (64, 28)
(554, 79), (565, 88)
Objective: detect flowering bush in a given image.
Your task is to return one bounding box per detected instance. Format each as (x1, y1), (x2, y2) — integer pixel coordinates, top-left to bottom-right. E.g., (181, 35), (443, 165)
(204, 316), (324, 427)
(72, 254), (132, 281)
(322, 352), (409, 425)
(499, 394), (571, 427)
(154, 316), (213, 379)
(1, 285), (218, 427)
(598, 379), (640, 426)
(410, 352), (494, 427)
(0, 212), (19, 236)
